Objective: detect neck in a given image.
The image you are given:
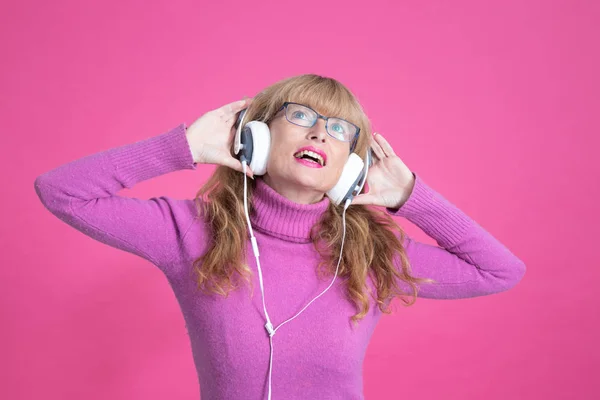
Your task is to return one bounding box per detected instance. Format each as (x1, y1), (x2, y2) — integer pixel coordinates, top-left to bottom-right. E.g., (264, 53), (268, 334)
(250, 177), (330, 243)
(262, 174), (325, 204)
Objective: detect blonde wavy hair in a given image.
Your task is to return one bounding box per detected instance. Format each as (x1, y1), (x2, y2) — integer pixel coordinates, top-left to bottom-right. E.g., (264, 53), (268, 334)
(192, 74), (435, 324)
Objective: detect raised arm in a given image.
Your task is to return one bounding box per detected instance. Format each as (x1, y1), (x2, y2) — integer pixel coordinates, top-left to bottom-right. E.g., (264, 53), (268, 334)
(387, 173), (526, 299)
(34, 124), (200, 272)
(34, 98), (252, 274)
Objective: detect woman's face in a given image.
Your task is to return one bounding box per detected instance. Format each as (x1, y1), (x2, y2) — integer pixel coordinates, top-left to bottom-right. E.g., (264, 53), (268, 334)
(263, 107), (352, 202)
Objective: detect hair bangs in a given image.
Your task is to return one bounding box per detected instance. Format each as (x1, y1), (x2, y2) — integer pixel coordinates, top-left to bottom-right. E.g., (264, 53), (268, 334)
(284, 79), (362, 127)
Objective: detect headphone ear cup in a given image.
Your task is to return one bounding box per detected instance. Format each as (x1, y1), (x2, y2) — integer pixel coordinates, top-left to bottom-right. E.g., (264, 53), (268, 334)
(243, 121), (271, 176)
(326, 153), (365, 206)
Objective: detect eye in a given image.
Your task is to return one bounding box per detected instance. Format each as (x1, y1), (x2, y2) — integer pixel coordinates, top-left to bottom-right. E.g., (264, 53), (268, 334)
(331, 122), (346, 133)
(291, 111), (308, 120)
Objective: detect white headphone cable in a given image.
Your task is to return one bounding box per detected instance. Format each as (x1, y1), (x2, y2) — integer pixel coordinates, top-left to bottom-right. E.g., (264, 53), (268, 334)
(242, 161), (275, 334)
(241, 161), (350, 400)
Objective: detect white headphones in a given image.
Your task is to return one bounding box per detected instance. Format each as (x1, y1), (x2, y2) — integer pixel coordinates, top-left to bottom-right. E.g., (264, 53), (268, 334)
(232, 107), (371, 399)
(233, 109), (371, 206)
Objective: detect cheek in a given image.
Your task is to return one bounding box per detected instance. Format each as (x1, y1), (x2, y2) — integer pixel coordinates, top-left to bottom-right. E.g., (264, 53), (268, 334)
(268, 129), (294, 157)
(329, 155), (348, 178)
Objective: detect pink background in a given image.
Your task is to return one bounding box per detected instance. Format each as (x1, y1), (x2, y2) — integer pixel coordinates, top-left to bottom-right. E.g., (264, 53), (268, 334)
(1, 0), (598, 399)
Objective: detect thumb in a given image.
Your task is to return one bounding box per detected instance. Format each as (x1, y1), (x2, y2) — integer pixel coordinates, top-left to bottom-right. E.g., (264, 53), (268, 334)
(351, 193), (376, 206)
(222, 156), (254, 178)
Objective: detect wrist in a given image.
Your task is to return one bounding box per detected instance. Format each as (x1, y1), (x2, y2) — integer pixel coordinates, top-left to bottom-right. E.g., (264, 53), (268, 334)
(185, 132), (202, 164)
(393, 174), (416, 209)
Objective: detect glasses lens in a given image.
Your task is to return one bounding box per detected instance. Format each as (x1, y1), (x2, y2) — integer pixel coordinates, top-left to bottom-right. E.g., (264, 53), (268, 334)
(285, 103), (317, 127)
(328, 118), (358, 142)
(284, 103), (359, 143)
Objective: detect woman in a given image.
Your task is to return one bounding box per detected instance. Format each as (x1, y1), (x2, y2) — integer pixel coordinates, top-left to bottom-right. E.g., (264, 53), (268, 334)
(34, 74), (526, 399)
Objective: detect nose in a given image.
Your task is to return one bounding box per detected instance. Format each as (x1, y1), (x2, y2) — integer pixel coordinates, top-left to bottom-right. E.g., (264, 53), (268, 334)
(307, 118), (328, 143)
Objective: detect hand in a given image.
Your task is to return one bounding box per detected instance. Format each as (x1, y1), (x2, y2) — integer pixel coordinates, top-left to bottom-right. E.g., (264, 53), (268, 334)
(352, 132), (416, 209)
(186, 98), (254, 178)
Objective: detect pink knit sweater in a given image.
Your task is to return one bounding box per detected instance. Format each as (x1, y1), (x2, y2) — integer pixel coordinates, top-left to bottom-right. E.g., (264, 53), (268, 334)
(34, 123), (526, 399)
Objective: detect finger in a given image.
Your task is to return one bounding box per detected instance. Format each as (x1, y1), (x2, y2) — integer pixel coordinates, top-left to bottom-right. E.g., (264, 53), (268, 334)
(370, 134), (386, 159)
(225, 101), (254, 126)
(223, 111), (239, 126)
(222, 156), (254, 178)
(351, 193), (376, 206)
(221, 156), (241, 172)
(246, 164), (254, 179)
(374, 132), (396, 157)
(221, 98), (252, 117)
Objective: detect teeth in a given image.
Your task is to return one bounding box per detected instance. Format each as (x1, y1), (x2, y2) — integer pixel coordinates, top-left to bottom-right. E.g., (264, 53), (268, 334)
(294, 150), (324, 166)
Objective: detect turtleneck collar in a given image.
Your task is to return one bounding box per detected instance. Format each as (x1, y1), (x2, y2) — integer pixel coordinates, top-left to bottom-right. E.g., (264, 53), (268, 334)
(250, 177), (330, 243)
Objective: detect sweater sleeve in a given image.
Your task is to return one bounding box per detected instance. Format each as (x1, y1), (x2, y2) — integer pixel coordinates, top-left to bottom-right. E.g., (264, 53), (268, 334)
(386, 172), (526, 299)
(34, 123), (200, 272)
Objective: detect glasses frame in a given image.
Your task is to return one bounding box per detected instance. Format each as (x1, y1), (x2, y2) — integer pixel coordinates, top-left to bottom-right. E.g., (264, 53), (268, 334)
(278, 102), (360, 152)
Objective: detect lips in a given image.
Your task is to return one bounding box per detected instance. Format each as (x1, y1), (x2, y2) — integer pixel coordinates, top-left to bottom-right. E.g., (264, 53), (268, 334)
(293, 146), (327, 167)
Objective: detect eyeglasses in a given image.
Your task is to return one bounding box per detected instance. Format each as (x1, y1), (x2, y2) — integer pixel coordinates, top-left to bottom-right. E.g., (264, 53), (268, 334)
(278, 102), (360, 151)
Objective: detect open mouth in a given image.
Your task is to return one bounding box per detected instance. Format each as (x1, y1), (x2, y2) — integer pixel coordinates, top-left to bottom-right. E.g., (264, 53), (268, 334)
(293, 150), (325, 166)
